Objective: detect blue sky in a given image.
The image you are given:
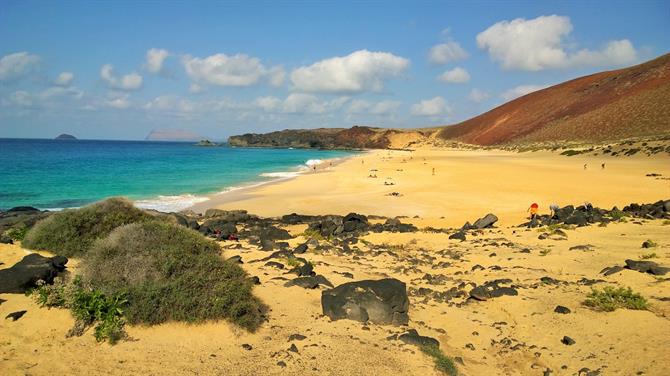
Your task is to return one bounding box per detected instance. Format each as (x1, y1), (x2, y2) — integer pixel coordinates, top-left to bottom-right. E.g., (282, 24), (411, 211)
(1, 0), (668, 140)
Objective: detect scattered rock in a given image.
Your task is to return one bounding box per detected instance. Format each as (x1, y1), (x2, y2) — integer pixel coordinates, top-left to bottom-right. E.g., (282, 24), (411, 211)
(284, 275), (333, 289)
(469, 279), (518, 301)
(288, 334), (307, 341)
(554, 305), (571, 314)
(398, 329), (440, 348)
(5, 310), (27, 321)
(276, 361), (286, 368)
(227, 255), (243, 264)
(624, 259), (670, 275)
(321, 278), (409, 325)
(241, 344), (252, 350)
(449, 231), (466, 241)
(288, 344), (299, 353)
(561, 336), (576, 345)
(0, 254), (68, 293)
(293, 243), (308, 254)
(600, 265), (624, 276)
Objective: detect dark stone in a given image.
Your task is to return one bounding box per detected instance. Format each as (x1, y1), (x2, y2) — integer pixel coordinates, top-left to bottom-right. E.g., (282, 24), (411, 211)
(624, 259), (670, 275)
(288, 343), (299, 353)
(264, 261), (285, 269)
(600, 266), (624, 276)
(227, 255), (243, 264)
(565, 212), (588, 226)
(5, 310), (27, 321)
(203, 209), (249, 222)
(449, 231), (466, 241)
(561, 336), (576, 345)
(321, 278), (409, 325)
(293, 243), (308, 254)
(241, 344), (252, 350)
(641, 240), (655, 248)
(398, 329), (440, 348)
(0, 235), (13, 244)
(288, 333), (307, 341)
(259, 225), (292, 241)
(199, 219), (237, 238)
(260, 238), (276, 251)
(249, 276), (261, 285)
(554, 305), (571, 314)
(0, 254), (68, 293)
(288, 261), (314, 277)
(469, 280), (518, 301)
(284, 275), (333, 289)
(277, 361), (286, 368)
(472, 213), (498, 229)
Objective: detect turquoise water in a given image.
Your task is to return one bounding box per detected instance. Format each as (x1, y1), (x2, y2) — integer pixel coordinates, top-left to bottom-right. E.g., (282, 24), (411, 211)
(0, 139), (356, 211)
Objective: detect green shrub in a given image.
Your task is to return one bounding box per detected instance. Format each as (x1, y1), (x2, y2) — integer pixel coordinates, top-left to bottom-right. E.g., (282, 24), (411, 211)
(3, 224), (29, 241)
(421, 344), (458, 376)
(608, 209), (628, 221)
(640, 253), (657, 259)
(82, 221), (266, 331)
(584, 286), (648, 312)
(30, 276), (127, 344)
(22, 197), (153, 257)
(560, 149), (582, 156)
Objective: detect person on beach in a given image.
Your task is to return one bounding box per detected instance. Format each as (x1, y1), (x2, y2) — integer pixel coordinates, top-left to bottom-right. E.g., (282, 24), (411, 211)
(527, 203), (539, 220)
(601, 163), (605, 169)
(432, 167), (435, 176)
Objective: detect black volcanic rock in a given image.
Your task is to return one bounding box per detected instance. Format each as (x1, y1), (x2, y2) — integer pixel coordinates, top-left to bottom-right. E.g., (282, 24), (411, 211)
(321, 278), (409, 325)
(0, 254), (68, 293)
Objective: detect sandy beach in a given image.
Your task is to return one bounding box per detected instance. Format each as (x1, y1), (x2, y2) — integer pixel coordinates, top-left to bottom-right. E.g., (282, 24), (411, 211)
(2, 145), (669, 376)
(192, 147), (670, 227)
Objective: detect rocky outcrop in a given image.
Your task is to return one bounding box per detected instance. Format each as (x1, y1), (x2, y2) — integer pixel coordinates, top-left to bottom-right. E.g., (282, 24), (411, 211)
(0, 206), (52, 238)
(321, 278), (409, 325)
(229, 126), (424, 150)
(55, 133), (76, 140)
(0, 254), (68, 293)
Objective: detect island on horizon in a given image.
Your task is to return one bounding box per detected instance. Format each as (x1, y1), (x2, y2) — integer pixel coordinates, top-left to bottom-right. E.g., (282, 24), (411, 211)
(54, 133), (77, 140)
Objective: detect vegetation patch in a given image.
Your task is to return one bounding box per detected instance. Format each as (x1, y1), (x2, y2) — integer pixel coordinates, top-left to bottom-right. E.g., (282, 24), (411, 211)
(82, 221), (266, 330)
(584, 286), (648, 312)
(420, 344), (458, 376)
(640, 253), (658, 259)
(3, 224), (29, 241)
(31, 276), (127, 344)
(22, 198), (154, 257)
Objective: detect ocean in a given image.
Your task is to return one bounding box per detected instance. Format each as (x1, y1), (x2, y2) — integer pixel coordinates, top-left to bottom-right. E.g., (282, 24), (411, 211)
(0, 138), (356, 212)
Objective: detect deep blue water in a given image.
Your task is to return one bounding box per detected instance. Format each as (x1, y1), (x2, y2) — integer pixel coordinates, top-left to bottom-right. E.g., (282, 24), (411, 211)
(0, 139), (355, 211)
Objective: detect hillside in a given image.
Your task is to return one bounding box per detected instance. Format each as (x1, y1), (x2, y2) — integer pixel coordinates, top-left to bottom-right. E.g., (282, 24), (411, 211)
(229, 126), (429, 150)
(438, 53), (670, 145)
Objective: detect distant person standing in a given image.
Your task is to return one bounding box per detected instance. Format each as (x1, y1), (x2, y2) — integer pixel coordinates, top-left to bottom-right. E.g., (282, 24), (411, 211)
(432, 167), (435, 176)
(584, 164), (588, 170)
(527, 203), (539, 221)
(602, 163), (605, 169)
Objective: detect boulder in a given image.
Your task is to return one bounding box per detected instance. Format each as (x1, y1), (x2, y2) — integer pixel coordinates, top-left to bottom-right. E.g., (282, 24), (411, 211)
(293, 243), (308, 254)
(199, 219), (237, 238)
(0, 254), (68, 293)
(321, 278), (409, 325)
(472, 213), (498, 229)
(204, 209), (249, 222)
(342, 213), (369, 233)
(449, 231), (466, 241)
(624, 259), (670, 275)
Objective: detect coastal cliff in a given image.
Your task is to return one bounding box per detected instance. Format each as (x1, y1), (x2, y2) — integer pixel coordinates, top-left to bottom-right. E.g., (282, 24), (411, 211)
(228, 126), (430, 150)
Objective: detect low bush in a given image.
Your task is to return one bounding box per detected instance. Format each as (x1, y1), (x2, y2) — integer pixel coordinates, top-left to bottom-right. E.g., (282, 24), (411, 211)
(421, 344), (458, 376)
(31, 276), (127, 344)
(22, 197), (154, 257)
(3, 224), (29, 241)
(82, 221), (266, 331)
(584, 286), (648, 312)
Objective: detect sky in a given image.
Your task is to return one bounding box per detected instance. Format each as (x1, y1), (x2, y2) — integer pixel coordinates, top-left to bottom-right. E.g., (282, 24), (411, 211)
(1, 0), (669, 140)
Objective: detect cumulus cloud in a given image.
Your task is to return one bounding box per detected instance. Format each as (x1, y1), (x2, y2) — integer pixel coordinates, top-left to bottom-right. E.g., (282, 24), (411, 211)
(181, 53), (284, 87)
(438, 67), (470, 83)
(2, 91), (33, 107)
(468, 88), (490, 103)
(254, 96), (282, 112)
(53, 72), (74, 86)
(477, 15), (638, 71)
(428, 41), (468, 64)
(290, 50), (409, 94)
(281, 93), (348, 114)
(347, 99), (401, 115)
(500, 84), (550, 101)
(100, 64), (143, 91)
(105, 94), (131, 109)
(40, 86), (83, 100)
(0, 52), (41, 82)
(411, 96), (452, 117)
(145, 48), (170, 74)
(144, 95), (198, 113)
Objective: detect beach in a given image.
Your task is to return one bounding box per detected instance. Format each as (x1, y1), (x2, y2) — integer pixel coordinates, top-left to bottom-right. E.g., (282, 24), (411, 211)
(2, 145), (669, 375)
(191, 147), (670, 227)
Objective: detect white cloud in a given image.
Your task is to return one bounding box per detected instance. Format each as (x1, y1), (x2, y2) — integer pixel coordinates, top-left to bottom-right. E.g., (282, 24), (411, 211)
(500, 84), (550, 101)
(105, 95), (131, 109)
(411, 96), (452, 117)
(438, 67), (470, 83)
(39, 86), (83, 100)
(477, 15), (638, 71)
(100, 64), (143, 91)
(254, 96), (282, 112)
(290, 49), (409, 94)
(144, 95), (197, 113)
(54, 72), (74, 86)
(347, 99), (401, 115)
(429, 41), (468, 64)
(145, 48), (170, 74)
(2, 91), (33, 107)
(468, 88), (490, 103)
(0, 52), (40, 81)
(181, 53), (284, 87)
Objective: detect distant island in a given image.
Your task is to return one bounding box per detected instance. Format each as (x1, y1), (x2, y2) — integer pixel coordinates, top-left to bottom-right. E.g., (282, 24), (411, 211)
(194, 139), (220, 147)
(145, 129), (201, 142)
(55, 134), (77, 140)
